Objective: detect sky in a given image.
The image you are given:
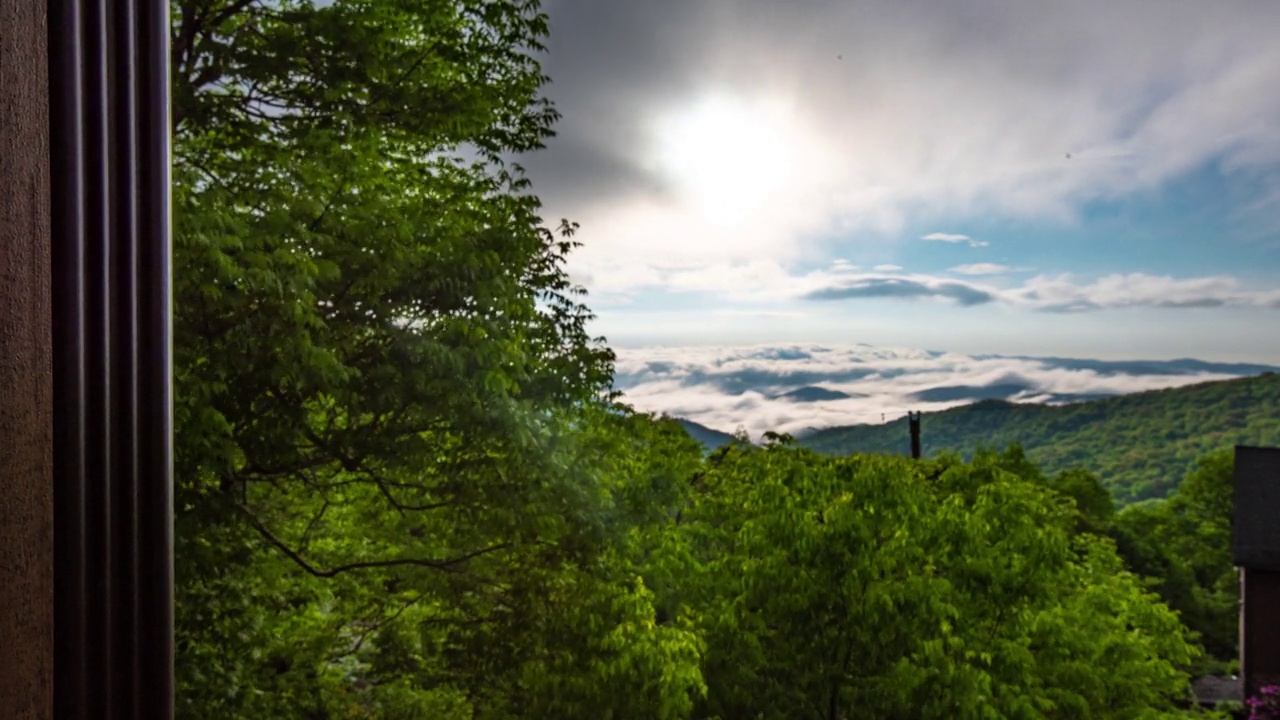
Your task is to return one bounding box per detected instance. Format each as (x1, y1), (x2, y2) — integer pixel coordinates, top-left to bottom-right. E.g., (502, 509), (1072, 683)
(516, 0), (1280, 364)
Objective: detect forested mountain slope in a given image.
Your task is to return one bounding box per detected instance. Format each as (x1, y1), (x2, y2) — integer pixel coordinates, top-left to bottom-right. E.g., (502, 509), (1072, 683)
(674, 418), (736, 450)
(798, 372), (1280, 501)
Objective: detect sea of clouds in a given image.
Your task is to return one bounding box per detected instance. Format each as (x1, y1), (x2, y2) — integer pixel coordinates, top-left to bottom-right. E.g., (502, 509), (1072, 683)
(610, 344), (1277, 439)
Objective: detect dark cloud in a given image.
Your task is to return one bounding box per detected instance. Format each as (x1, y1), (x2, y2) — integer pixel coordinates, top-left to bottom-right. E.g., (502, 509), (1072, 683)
(522, 0), (709, 204)
(1156, 297), (1228, 309)
(540, 0), (704, 94)
(1021, 356), (1280, 377)
(804, 277), (997, 306)
(526, 139), (669, 207)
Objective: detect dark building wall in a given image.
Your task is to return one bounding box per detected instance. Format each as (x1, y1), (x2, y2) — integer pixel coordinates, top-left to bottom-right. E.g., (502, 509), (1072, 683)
(0, 0), (53, 718)
(1244, 568), (1280, 700)
(1234, 447), (1280, 572)
(1236, 447), (1280, 701)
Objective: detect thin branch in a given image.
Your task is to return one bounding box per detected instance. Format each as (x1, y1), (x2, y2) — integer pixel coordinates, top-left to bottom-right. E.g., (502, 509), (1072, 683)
(237, 454), (336, 481)
(297, 498), (330, 553)
(297, 425), (454, 514)
(205, 0), (262, 32)
(311, 476), (442, 493)
(239, 503), (511, 577)
(332, 592), (426, 661)
(172, 0), (203, 78)
(375, 476), (409, 517)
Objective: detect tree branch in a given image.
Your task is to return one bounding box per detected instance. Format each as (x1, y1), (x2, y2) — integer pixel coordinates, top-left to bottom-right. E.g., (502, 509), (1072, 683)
(205, 0), (261, 33)
(239, 503), (512, 577)
(297, 498), (330, 553)
(333, 591), (426, 661)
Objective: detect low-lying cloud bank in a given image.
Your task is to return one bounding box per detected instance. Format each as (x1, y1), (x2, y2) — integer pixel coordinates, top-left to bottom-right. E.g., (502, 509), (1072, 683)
(611, 344), (1279, 438)
(801, 269), (1280, 312)
(578, 260), (1280, 313)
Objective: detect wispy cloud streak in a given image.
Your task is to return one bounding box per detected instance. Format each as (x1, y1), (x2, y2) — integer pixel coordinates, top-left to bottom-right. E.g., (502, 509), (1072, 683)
(923, 232), (989, 248)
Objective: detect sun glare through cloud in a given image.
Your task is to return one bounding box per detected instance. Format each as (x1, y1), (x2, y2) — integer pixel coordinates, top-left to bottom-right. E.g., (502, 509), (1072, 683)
(525, 0), (1280, 434)
(650, 95), (798, 227)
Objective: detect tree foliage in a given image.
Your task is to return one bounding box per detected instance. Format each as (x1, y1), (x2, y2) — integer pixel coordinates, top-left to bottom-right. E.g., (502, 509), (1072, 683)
(660, 445), (1199, 719)
(170, 0), (689, 716)
(1110, 450), (1239, 674)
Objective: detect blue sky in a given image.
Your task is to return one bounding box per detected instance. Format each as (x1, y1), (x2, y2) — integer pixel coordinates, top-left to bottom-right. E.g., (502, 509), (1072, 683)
(522, 0), (1280, 363)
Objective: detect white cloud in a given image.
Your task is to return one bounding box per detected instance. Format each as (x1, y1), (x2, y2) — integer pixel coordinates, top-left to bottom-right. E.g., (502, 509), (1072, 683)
(949, 263), (1021, 275)
(663, 260), (797, 296)
(581, 261), (1280, 313)
(801, 270), (1280, 312)
(710, 309), (809, 319)
(1009, 272), (1276, 312)
(923, 233), (990, 249)
(803, 273), (998, 306)
(611, 343), (1260, 438)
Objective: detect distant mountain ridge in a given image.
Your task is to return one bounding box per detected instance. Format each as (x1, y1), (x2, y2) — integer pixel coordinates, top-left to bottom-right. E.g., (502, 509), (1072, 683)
(797, 372), (1280, 502)
(771, 386), (857, 402)
(994, 356), (1280, 377)
(671, 372), (1280, 501)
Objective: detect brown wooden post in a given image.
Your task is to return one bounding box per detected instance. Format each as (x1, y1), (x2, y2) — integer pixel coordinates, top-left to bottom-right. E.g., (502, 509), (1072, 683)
(0, 0), (54, 717)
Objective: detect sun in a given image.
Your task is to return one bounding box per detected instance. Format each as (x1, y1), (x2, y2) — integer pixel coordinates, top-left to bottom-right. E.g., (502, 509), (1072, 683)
(650, 95), (796, 226)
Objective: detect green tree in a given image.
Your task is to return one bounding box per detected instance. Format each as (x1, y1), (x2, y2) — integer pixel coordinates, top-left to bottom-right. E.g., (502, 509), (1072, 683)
(1049, 468), (1116, 533)
(667, 445), (1199, 719)
(1111, 450), (1239, 673)
(170, 1), (703, 716)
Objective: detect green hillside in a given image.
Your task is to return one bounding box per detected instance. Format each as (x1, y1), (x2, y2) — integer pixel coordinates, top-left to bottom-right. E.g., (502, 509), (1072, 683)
(799, 372), (1280, 502)
(674, 418), (736, 450)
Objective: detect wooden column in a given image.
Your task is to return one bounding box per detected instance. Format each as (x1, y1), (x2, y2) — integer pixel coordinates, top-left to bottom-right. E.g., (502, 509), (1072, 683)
(0, 0), (54, 718)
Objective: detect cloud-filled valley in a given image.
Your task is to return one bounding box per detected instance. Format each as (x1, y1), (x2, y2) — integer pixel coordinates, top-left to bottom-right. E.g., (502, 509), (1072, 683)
(610, 344), (1279, 438)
